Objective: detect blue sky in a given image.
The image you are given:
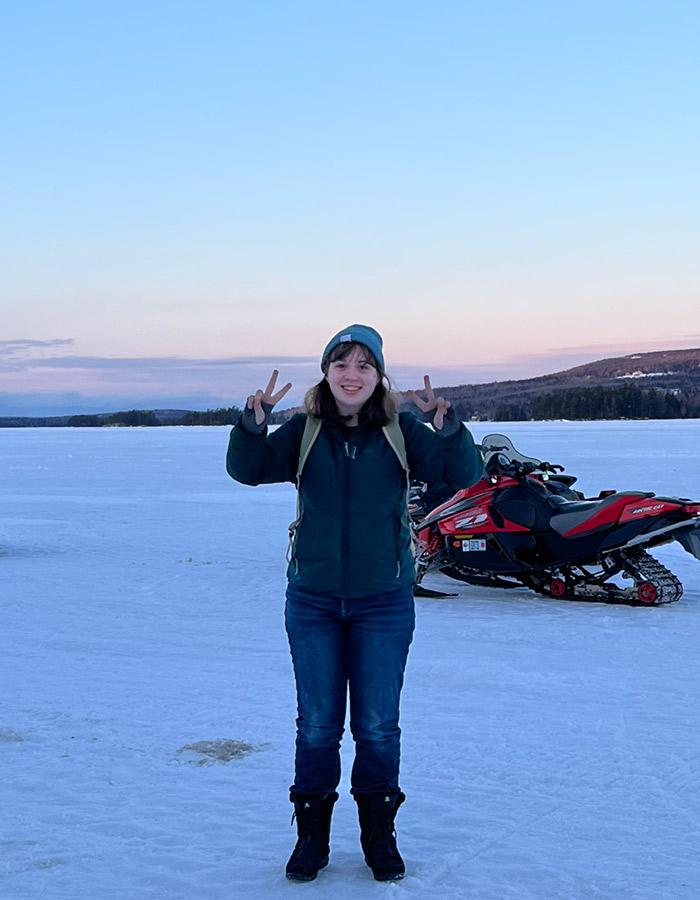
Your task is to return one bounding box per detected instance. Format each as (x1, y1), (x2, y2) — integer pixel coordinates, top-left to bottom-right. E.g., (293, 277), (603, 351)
(2, 0), (699, 415)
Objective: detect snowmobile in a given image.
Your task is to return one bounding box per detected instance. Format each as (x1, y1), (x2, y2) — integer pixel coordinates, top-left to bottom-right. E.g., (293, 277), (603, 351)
(412, 434), (700, 606)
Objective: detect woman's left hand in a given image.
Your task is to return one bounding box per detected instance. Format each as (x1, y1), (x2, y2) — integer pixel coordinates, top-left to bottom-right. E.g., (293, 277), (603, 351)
(407, 375), (451, 430)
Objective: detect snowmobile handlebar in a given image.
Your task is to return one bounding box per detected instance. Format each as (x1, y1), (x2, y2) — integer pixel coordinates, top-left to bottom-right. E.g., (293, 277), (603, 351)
(488, 456), (566, 482)
(540, 462), (565, 473)
(481, 437), (565, 480)
(490, 454), (540, 478)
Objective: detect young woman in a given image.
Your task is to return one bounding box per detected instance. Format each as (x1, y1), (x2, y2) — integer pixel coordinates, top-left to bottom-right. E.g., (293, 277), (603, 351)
(226, 324), (482, 882)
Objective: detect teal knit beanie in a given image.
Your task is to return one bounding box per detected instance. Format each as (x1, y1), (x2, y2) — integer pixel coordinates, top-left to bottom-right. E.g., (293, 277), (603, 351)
(321, 324), (385, 371)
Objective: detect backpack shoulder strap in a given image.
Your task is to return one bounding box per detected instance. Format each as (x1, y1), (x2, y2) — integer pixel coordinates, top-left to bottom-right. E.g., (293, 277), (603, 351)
(383, 413), (417, 560)
(296, 415), (323, 486)
(382, 413), (409, 477)
(288, 416), (323, 563)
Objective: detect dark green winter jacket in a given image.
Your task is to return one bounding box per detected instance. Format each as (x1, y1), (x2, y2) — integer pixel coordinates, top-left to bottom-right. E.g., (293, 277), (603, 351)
(226, 412), (482, 598)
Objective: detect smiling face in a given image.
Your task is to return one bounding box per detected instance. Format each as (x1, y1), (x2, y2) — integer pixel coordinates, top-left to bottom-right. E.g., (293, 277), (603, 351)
(325, 344), (381, 420)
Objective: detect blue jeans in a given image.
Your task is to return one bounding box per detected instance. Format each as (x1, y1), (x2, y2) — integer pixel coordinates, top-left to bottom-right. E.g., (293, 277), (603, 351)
(285, 585), (415, 795)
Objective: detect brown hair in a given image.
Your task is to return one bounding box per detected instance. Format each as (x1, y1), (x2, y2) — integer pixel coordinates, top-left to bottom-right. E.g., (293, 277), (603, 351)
(304, 341), (398, 427)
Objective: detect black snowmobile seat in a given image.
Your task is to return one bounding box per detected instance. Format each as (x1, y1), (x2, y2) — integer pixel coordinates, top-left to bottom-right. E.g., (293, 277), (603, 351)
(550, 492), (654, 536)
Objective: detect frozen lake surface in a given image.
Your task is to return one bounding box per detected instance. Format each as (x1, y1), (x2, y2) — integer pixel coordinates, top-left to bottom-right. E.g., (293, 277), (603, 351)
(2, 420), (699, 900)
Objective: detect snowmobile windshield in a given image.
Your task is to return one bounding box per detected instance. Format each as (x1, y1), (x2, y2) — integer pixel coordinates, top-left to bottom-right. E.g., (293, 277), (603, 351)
(480, 434), (543, 471)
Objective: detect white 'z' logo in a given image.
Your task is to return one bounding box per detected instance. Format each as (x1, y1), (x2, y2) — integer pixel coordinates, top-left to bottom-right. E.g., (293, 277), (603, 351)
(455, 513), (488, 528)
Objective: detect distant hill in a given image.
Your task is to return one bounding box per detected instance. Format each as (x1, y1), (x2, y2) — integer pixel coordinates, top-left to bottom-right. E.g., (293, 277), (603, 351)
(429, 347), (700, 420)
(3, 348), (699, 426)
(273, 346), (700, 422)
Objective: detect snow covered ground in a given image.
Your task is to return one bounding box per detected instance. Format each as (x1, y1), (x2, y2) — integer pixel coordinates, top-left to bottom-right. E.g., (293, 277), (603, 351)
(2, 420), (699, 900)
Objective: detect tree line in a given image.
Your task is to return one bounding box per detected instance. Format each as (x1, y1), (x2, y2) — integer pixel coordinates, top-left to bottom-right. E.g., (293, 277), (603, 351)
(490, 384), (700, 421)
(66, 407), (242, 427)
(530, 384), (698, 420)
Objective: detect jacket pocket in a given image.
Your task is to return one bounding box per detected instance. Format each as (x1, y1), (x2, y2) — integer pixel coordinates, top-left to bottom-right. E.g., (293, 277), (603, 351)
(394, 513), (404, 579)
(287, 511), (303, 571)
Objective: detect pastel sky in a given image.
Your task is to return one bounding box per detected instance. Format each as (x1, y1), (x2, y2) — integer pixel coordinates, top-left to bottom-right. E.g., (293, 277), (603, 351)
(2, 0), (699, 415)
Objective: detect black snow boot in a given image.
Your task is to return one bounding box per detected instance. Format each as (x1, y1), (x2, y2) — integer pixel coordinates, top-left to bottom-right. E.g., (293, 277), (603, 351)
(355, 791), (406, 881)
(285, 791), (338, 882)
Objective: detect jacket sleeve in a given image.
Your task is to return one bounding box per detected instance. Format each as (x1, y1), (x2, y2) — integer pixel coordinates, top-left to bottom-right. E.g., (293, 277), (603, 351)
(400, 411), (483, 490)
(226, 413), (305, 485)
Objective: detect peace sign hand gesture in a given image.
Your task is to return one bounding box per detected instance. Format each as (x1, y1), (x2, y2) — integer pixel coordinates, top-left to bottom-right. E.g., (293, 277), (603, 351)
(242, 370), (293, 433)
(407, 375), (455, 433)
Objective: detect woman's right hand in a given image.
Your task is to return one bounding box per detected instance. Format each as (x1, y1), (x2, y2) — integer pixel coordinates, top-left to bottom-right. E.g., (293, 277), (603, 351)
(246, 370), (293, 426)
(407, 375), (452, 431)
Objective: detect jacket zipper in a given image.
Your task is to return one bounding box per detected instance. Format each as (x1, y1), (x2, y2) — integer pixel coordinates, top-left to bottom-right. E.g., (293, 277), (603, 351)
(341, 440), (355, 599)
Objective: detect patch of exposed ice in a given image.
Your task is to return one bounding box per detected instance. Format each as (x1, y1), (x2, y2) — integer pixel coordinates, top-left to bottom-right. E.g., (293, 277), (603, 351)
(177, 738), (265, 763)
